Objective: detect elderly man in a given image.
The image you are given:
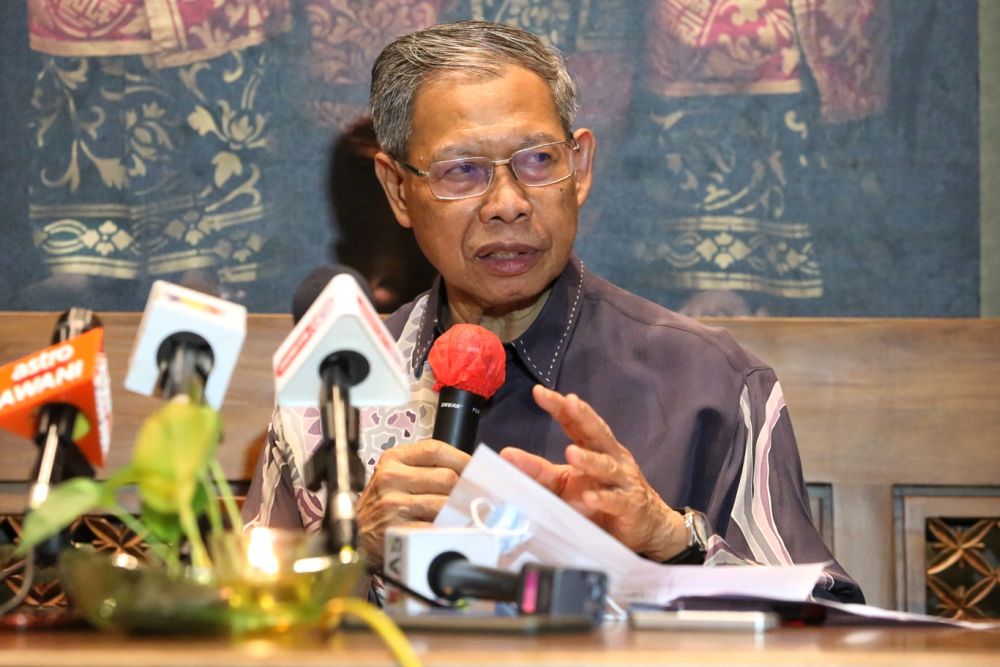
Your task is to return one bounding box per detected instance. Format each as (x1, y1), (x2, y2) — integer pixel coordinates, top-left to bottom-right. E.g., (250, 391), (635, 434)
(243, 20), (862, 604)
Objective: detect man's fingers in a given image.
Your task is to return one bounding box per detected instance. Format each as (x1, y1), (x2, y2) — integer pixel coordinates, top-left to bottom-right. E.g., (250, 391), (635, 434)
(382, 439), (471, 472)
(366, 491), (448, 523)
(371, 461), (461, 496)
(532, 385), (622, 456)
(564, 445), (629, 487)
(500, 447), (570, 495)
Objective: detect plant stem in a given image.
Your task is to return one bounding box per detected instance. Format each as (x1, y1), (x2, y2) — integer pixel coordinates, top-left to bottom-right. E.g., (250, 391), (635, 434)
(322, 598), (423, 667)
(179, 501), (211, 571)
(209, 460), (244, 533)
(109, 505), (180, 573)
(202, 473), (223, 536)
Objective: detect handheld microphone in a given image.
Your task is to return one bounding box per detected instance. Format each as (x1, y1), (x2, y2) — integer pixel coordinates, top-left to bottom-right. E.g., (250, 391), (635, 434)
(427, 324), (505, 453)
(384, 526), (501, 614)
(124, 281), (247, 408)
(274, 272), (408, 561)
(291, 264), (376, 325)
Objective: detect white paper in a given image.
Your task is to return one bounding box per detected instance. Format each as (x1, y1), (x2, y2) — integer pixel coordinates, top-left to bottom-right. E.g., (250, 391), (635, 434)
(816, 600), (1000, 629)
(435, 446), (823, 605)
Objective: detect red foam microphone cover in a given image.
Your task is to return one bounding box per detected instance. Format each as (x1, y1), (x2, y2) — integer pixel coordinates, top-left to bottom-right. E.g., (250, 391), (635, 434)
(428, 324), (506, 398)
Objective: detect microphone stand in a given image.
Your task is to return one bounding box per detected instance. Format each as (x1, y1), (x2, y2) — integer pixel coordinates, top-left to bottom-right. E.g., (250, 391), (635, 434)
(30, 405), (95, 507)
(29, 308), (100, 563)
(7, 309), (99, 619)
(29, 404), (95, 565)
(310, 351), (368, 564)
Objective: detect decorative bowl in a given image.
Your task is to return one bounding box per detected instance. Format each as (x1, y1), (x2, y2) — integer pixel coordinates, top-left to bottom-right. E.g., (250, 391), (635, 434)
(58, 529), (365, 635)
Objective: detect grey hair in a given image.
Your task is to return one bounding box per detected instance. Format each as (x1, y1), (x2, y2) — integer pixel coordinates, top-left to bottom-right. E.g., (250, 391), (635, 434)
(370, 20), (577, 159)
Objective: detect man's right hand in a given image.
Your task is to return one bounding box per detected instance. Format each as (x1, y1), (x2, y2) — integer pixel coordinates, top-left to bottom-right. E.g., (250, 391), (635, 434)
(356, 439), (470, 568)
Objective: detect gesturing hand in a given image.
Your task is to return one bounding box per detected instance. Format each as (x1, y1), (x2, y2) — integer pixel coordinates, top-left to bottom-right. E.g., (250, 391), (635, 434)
(500, 385), (687, 562)
(356, 439), (469, 568)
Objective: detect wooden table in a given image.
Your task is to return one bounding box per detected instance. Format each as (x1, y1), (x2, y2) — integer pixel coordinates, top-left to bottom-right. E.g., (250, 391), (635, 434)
(2, 624), (999, 667)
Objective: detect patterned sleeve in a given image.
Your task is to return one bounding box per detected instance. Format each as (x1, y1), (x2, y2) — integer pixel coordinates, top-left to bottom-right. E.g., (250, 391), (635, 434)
(241, 407), (313, 531)
(706, 368), (865, 604)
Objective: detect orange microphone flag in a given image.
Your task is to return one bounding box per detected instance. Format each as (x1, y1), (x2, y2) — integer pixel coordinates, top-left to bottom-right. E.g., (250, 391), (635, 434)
(0, 328), (112, 467)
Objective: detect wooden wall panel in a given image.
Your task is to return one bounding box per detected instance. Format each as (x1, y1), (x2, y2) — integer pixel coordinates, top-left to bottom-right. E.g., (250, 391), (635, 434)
(712, 318), (1000, 487)
(0, 312), (291, 483)
(3, 313), (999, 610)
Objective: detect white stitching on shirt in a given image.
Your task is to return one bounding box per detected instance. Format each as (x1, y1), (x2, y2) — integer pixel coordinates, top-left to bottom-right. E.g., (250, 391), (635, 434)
(515, 338), (544, 379)
(514, 262), (584, 384)
(546, 267), (584, 380)
(411, 295), (435, 373)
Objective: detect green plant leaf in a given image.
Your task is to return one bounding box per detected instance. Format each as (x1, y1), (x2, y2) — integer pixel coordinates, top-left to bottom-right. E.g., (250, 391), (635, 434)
(15, 478), (106, 556)
(140, 503), (182, 545)
(131, 399), (220, 515)
(139, 483), (208, 545)
(105, 464), (138, 491)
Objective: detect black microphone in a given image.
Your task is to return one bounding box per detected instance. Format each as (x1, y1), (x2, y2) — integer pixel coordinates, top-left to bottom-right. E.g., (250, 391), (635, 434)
(427, 324), (506, 453)
(32, 309), (102, 483)
(427, 552), (607, 624)
(155, 331), (214, 404)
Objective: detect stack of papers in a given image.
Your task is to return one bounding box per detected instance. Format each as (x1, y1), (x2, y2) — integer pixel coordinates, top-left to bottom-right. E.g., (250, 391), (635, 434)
(434, 446), (824, 606)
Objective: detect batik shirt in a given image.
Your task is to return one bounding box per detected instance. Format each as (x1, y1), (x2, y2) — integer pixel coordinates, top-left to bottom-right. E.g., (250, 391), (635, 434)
(242, 255), (863, 604)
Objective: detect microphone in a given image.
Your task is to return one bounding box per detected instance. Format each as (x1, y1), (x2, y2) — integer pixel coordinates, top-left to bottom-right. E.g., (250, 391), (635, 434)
(427, 552), (607, 623)
(124, 281), (247, 407)
(0, 308), (112, 564)
(275, 272), (408, 409)
(427, 324), (505, 453)
(383, 526), (501, 614)
(274, 272), (408, 561)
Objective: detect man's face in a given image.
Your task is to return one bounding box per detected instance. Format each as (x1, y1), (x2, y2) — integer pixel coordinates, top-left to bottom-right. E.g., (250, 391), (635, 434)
(374, 65), (595, 317)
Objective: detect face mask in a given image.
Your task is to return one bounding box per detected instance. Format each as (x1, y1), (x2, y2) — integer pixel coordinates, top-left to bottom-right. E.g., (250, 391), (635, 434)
(469, 497), (532, 554)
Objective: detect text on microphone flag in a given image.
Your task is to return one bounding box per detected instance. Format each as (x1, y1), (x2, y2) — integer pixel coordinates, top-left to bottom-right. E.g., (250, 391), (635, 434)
(0, 327), (111, 466)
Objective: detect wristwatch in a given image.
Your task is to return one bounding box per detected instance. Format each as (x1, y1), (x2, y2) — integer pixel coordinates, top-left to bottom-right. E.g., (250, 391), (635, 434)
(665, 507), (711, 565)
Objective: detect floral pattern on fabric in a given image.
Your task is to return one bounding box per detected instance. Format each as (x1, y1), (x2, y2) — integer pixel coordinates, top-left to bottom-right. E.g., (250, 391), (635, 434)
(299, 0), (441, 130)
(28, 46), (278, 295)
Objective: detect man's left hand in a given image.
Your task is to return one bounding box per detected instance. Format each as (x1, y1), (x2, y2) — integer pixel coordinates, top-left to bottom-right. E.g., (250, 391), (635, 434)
(500, 385), (688, 562)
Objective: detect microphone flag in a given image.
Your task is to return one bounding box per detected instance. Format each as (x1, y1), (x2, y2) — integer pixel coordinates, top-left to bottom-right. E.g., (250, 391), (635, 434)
(273, 273), (408, 408)
(0, 327), (112, 467)
(124, 280), (247, 409)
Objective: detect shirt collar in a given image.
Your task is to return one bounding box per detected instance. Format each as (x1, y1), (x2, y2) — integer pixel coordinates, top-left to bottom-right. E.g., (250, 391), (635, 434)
(409, 255), (586, 388)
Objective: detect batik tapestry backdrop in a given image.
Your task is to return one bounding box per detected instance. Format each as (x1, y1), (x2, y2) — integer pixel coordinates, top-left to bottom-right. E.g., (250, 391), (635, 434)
(0, 0), (980, 315)
(23, 0), (292, 309)
(621, 0), (889, 315)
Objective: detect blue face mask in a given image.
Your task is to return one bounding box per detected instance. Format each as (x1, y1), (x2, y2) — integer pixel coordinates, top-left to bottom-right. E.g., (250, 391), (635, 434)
(469, 497), (532, 554)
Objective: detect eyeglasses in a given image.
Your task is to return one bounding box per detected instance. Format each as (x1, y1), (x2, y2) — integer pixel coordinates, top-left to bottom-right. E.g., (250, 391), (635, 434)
(398, 139), (579, 200)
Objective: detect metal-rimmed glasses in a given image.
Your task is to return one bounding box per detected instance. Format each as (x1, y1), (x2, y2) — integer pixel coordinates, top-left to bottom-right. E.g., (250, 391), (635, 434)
(398, 139), (580, 200)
